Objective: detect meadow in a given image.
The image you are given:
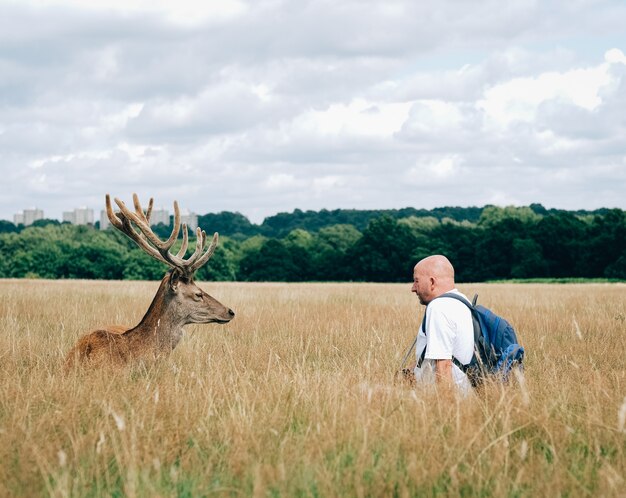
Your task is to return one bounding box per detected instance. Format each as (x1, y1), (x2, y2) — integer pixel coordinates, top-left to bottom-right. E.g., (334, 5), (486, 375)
(0, 279), (624, 497)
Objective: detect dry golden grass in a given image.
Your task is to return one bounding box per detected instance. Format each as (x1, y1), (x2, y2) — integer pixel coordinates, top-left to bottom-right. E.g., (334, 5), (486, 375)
(0, 279), (625, 497)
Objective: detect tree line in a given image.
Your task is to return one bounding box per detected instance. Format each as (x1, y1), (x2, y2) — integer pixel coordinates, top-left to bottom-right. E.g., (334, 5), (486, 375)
(0, 205), (624, 282)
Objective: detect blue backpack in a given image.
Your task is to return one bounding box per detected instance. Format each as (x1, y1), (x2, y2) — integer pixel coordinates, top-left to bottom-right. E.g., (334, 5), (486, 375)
(419, 292), (524, 387)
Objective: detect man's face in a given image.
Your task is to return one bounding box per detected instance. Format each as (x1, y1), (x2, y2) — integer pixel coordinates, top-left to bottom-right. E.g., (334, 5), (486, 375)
(411, 265), (433, 305)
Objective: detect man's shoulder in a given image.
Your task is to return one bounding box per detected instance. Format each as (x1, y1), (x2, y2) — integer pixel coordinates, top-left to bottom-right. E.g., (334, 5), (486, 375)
(428, 291), (472, 318)
(431, 290), (470, 307)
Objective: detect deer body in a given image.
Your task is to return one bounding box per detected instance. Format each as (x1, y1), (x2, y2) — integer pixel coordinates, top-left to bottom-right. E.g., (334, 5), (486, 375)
(65, 194), (234, 369)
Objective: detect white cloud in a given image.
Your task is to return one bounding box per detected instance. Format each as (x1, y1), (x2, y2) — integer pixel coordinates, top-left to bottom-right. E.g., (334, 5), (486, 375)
(405, 155), (463, 186)
(5, 0), (248, 25)
(312, 175), (347, 196)
(399, 100), (467, 138)
(265, 173), (303, 190)
(478, 64), (612, 127)
(1, 0), (626, 222)
(605, 48), (626, 65)
(299, 99), (411, 137)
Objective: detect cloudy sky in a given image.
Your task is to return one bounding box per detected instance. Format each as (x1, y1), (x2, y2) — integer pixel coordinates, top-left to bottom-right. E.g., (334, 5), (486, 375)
(1, 0), (625, 223)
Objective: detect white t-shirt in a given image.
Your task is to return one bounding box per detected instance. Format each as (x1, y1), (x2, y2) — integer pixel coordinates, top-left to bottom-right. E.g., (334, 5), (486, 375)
(413, 289), (474, 395)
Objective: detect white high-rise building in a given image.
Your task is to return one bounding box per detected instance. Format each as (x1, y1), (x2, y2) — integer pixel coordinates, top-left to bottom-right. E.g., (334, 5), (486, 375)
(180, 210), (198, 231)
(63, 207), (94, 225)
(100, 207), (171, 230)
(75, 207), (94, 225)
(100, 210), (110, 230)
(150, 207), (170, 226)
(14, 208), (44, 226)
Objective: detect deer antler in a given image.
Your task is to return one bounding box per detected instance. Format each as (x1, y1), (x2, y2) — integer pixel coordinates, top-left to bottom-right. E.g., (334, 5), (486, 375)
(106, 193), (218, 277)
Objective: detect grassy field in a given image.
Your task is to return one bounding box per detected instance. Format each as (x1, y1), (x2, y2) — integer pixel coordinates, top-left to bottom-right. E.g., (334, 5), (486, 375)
(0, 279), (625, 497)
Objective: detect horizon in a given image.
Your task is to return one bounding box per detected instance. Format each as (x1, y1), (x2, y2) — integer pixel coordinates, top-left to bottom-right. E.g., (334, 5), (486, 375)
(4, 200), (622, 227)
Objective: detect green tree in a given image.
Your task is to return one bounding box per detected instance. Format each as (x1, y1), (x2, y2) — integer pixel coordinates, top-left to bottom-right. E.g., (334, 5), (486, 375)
(425, 222), (482, 282)
(195, 238), (239, 281)
(604, 252), (626, 279)
(151, 222), (175, 240)
(31, 218), (61, 228)
(0, 220), (17, 234)
(61, 241), (126, 279)
(345, 215), (417, 282)
(198, 212), (259, 238)
(239, 239), (301, 281)
(1, 225), (68, 278)
(398, 216), (440, 232)
(478, 206), (542, 228)
(578, 209), (626, 277)
(122, 250), (167, 280)
(0, 224), (129, 279)
(510, 238), (548, 278)
(282, 229), (315, 280)
(475, 218), (530, 280)
(532, 213), (586, 277)
(312, 224), (362, 280)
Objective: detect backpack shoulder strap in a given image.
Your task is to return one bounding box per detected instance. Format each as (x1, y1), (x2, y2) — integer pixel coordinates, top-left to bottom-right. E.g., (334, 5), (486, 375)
(416, 312), (428, 368)
(437, 292), (476, 309)
(416, 339), (469, 372)
(416, 292), (478, 371)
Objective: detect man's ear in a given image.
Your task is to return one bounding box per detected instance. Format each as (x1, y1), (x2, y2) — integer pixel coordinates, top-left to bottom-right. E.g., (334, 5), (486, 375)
(169, 269), (183, 292)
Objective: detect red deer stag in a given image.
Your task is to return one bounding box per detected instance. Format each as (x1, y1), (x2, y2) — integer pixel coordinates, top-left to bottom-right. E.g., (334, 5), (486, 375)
(65, 193), (235, 368)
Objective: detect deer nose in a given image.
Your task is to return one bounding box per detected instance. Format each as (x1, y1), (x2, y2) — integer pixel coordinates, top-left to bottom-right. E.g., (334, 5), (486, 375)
(228, 309), (235, 318)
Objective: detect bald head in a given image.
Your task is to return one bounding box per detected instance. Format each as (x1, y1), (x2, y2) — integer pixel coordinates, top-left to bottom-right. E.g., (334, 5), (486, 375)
(411, 255), (456, 305)
(415, 255), (455, 281)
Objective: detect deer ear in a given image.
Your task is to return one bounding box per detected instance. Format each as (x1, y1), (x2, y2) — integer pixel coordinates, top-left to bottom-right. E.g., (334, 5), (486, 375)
(169, 269), (183, 292)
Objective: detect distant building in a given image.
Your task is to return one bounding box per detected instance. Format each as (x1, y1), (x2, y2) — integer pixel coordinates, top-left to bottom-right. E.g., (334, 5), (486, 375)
(150, 207), (170, 226)
(14, 208), (44, 226)
(63, 207), (94, 226)
(100, 207), (172, 230)
(98, 208), (198, 232)
(180, 210), (198, 231)
(99, 210), (110, 230)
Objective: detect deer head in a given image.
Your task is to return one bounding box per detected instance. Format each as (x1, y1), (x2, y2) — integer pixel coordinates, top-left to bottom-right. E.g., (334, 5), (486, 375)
(106, 193), (235, 327)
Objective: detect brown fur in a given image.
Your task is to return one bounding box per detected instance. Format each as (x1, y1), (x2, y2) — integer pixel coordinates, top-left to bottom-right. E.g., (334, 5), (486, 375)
(65, 327), (133, 369)
(65, 272), (234, 370)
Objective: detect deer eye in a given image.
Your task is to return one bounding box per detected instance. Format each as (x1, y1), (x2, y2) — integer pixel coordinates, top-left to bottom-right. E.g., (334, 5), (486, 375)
(194, 291), (203, 301)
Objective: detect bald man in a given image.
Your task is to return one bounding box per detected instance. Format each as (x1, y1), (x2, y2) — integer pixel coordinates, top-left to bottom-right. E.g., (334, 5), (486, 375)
(409, 255), (474, 394)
